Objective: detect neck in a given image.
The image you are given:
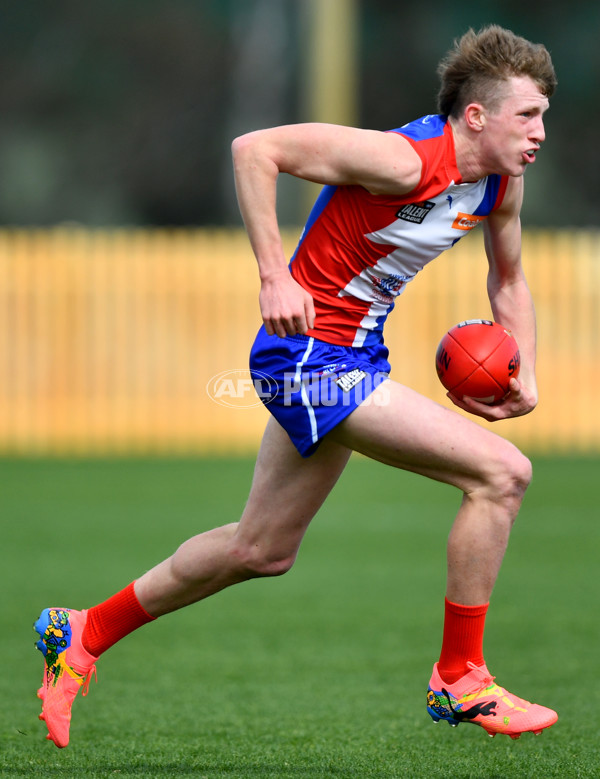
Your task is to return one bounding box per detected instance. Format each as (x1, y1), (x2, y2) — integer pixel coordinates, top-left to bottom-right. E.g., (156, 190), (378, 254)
(448, 117), (487, 183)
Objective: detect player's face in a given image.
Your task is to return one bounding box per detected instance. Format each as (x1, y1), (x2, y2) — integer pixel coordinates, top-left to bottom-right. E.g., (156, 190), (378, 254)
(482, 76), (549, 177)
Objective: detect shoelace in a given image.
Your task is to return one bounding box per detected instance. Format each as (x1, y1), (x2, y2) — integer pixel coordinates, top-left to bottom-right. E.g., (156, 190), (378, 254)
(81, 665), (97, 698)
(464, 661), (531, 707)
(466, 661), (495, 684)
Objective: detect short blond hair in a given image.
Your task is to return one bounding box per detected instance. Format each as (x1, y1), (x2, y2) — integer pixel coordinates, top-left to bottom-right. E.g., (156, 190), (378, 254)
(437, 25), (557, 117)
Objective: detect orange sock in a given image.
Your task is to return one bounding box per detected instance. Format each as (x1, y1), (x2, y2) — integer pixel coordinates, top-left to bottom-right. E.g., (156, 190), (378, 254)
(437, 597), (489, 684)
(82, 581), (155, 657)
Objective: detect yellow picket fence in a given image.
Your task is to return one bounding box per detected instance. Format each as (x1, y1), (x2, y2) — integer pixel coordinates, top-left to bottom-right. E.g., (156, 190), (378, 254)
(0, 227), (598, 455)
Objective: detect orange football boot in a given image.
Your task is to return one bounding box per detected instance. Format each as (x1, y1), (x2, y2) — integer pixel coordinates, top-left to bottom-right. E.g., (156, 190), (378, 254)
(427, 661), (557, 739)
(34, 608), (98, 747)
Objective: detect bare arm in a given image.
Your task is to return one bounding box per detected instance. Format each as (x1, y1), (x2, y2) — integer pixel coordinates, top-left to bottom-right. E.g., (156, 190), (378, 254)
(451, 176), (538, 421)
(232, 123), (422, 337)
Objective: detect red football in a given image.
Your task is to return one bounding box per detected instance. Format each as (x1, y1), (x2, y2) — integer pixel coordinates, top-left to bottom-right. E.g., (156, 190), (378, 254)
(435, 320), (520, 404)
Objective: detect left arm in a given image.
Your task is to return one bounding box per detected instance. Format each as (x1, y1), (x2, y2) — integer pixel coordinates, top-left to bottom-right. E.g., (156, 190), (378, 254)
(452, 176), (538, 421)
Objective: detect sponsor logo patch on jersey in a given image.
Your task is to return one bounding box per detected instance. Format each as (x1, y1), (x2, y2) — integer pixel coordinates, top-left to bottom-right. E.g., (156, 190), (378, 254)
(452, 212), (486, 231)
(336, 369), (367, 392)
(396, 200), (435, 224)
(372, 274), (406, 304)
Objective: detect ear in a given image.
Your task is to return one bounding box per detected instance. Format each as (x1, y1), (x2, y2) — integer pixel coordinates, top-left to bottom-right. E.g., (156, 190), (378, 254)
(464, 103), (486, 132)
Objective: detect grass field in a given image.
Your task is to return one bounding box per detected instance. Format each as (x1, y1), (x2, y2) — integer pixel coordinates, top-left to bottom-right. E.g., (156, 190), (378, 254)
(1, 454), (599, 778)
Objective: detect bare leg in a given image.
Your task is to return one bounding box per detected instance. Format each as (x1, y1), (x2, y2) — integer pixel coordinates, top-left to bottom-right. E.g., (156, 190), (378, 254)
(136, 379), (530, 615)
(135, 417), (352, 616)
(328, 381), (532, 605)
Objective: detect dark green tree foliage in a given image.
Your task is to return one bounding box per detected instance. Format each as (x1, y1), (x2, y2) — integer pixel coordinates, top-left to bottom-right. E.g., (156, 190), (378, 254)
(0, 1), (596, 227)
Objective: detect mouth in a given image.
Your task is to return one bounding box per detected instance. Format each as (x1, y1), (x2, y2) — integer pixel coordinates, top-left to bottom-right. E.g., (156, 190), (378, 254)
(523, 148), (538, 164)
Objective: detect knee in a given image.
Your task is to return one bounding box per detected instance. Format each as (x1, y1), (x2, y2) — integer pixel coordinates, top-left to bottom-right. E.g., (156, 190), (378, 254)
(484, 445), (532, 510)
(228, 538), (297, 579)
(504, 448), (532, 499)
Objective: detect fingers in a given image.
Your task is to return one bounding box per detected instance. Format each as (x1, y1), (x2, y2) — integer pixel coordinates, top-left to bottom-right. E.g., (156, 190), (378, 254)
(264, 312), (308, 338)
(447, 376), (535, 422)
(305, 295), (316, 331)
(507, 377), (522, 396)
(260, 277), (315, 338)
(262, 290), (315, 338)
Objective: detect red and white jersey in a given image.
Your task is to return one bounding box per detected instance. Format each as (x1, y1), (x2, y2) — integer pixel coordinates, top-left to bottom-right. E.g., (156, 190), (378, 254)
(290, 114), (508, 347)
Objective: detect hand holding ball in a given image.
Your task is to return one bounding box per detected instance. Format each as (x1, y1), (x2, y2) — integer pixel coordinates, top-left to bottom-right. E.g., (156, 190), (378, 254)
(435, 320), (520, 405)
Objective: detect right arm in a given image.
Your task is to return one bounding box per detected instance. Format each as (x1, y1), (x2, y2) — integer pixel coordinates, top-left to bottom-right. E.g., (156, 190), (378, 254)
(232, 123), (422, 337)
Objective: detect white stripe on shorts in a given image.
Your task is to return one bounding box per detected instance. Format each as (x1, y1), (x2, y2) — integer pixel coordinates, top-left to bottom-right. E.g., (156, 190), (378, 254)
(294, 337), (318, 444)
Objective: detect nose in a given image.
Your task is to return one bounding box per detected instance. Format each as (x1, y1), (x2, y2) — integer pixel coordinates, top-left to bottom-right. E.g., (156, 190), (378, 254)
(532, 115), (545, 145)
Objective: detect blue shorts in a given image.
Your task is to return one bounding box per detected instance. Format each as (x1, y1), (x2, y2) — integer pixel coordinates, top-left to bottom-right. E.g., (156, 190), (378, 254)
(249, 325), (391, 457)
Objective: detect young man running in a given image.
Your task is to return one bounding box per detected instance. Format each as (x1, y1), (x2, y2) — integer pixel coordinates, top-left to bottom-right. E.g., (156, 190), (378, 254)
(34, 25), (558, 747)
